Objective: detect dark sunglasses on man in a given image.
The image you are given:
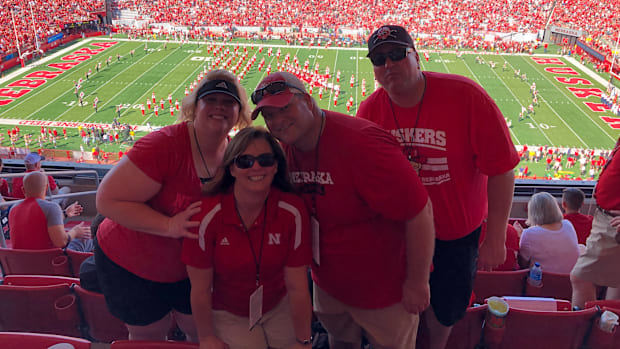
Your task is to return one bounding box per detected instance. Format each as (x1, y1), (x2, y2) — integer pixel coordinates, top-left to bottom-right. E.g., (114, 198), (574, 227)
(251, 81), (305, 104)
(234, 153), (277, 169)
(368, 47), (414, 66)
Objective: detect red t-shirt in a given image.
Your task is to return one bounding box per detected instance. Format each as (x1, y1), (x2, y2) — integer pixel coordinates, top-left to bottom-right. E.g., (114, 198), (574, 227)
(358, 71), (520, 240)
(11, 171), (58, 199)
(0, 178), (9, 198)
(182, 189), (311, 317)
(9, 197), (61, 249)
(595, 138), (620, 211)
(563, 213), (593, 244)
(97, 122), (203, 282)
(287, 111), (429, 309)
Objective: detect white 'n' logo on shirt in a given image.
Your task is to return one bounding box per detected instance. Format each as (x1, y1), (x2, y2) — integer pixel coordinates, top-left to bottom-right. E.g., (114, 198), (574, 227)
(268, 233), (281, 245)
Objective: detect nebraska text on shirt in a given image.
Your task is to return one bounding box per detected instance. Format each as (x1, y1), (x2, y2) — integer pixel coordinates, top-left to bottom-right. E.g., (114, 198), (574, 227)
(290, 171), (334, 185)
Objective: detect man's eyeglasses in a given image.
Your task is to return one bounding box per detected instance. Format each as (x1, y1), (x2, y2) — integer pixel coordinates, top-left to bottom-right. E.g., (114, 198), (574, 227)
(251, 81), (305, 104)
(234, 153), (277, 169)
(368, 47), (414, 66)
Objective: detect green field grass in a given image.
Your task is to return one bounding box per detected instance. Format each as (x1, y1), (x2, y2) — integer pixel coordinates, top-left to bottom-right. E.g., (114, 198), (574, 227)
(0, 37), (618, 176)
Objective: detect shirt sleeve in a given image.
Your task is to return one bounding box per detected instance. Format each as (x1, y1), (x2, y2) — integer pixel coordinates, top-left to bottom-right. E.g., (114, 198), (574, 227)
(127, 124), (184, 184)
(519, 228), (532, 261)
(283, 195), (312, 268)
(38, 199), (64, 227)
(350, 123), (429, 222)
(181, 197), (219, 269)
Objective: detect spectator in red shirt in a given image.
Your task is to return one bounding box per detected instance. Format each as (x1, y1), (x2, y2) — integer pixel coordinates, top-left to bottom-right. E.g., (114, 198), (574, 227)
(479, 220), (520, 271)
(562, 188), (593, 245)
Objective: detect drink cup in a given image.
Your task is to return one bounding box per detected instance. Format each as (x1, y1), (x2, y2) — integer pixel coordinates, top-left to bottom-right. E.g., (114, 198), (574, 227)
(486, 296), (510, 328)
(599, 310), (619, 333)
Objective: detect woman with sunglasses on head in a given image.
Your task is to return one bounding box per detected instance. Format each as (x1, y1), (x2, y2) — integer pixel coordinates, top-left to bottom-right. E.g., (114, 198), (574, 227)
(182, 127), (312, 349)
(94, 69), (251, 341)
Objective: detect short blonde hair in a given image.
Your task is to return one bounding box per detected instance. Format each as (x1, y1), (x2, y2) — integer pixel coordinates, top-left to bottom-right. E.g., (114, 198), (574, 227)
(526, 192), (563, 226)
(179, 69), (251, 129)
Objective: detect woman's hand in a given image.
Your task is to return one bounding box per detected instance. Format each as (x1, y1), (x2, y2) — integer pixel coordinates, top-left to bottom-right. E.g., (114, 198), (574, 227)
(167, 201), (202, 239)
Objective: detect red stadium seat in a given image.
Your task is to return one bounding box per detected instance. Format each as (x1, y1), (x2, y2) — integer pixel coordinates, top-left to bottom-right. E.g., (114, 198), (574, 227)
(493, 307), (597, 349)
(502, 296), (572, 311)
(0, 332), (91, 349)
(0, 283), (82, 337)
(3, 274), (80, 287)
(585, 300), (620, 310)
(473, 269), (528, 304)
(585, 307), (620, 349)
(445, 305), (487, 349)
(0, 247), (71, 277)
(66, 249), (93, 277)
(111, 340), (199, 348)
(74, 285), (129, 342)
(524, 271), (572, 301)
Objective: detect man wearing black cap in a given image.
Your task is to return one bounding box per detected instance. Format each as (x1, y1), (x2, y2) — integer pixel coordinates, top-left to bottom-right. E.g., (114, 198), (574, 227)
(357, 25), (519, 349)
(252, 71), (435, 349)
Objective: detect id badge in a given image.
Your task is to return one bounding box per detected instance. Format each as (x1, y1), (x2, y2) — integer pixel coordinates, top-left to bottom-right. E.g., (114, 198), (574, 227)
(311, 216), (320, 265)
(248, 285), (263, 330)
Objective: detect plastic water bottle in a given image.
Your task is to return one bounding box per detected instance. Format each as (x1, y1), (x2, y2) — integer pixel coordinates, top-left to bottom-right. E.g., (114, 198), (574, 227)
(528, 262), (543, 287)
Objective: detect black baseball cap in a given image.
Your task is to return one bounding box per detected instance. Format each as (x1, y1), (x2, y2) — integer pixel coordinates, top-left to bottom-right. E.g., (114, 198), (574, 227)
(367, 25), (415, 56)
(196, 79), (241, 105)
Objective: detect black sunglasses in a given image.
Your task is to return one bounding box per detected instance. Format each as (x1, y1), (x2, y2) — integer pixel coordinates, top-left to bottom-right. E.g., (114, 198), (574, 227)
(251, 81), (305, 104)
(234, 153), (277, 169)
(368, 47), (414, 66)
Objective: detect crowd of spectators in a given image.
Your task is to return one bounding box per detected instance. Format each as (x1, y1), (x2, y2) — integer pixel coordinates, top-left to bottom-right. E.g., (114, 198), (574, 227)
(1, 0), (619, 63)
(0, 0), (104, 58)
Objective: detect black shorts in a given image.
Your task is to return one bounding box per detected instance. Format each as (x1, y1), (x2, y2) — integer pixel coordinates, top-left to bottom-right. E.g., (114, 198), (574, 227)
(429, 226), (481, 327)
(94, 239), (192, 326)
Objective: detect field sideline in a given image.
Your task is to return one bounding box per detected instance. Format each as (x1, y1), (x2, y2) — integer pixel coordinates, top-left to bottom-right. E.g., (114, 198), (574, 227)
(0, 37), (618, 170)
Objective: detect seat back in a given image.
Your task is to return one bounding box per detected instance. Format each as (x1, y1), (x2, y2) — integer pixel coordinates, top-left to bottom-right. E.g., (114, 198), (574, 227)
(473, 269), (528, 304)
(0, 247), (71, 276)
(111, 340), (199, 348)
(0, 283), (82, 337)
(525, 271), (572, 301)
(585, 300), (620, 310)
(66, 249), (94, 277)
(3, 274), (80, 287)
(74, 285), (128, 342)
(586, 307), (620, 349)
(497, 307), (597, 349)
(445, 305), (487, 349)
(0, 331), (91, 349)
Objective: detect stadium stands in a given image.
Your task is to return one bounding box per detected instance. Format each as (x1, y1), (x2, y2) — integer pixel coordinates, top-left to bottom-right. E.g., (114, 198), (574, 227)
(0, 247), (72, 277)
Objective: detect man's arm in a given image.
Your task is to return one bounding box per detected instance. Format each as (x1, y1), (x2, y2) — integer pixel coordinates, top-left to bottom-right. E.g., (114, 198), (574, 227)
(402, 199), (434, 314)
(479, 170), (515, 270)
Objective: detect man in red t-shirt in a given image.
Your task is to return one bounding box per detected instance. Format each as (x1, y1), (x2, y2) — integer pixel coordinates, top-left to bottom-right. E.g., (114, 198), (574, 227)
(571, 138), (620, 309)
(358, 25), (518, 349)
(562, 188), (593, 245)
(11, 152), (71, 205)
(251, 72), (435, 349)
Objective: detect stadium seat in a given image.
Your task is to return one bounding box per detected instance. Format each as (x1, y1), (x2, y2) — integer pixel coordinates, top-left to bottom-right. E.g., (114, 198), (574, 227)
(585, 299), (620, 310)
(524, 271), (572, 301)
(473, 269), (528, 304)
(494, 307), (597, 349)
(74, 285), (128, 342)
(502, 296), (572, 311)
(0, 283), (82, 337)
(0, 331), (91, 349)
(3, 274), (80, 287)
(585, 307), (620, 349)
(66, 249), (93, 277)
(445, 305), (487, 349)
(111, 340), (199, 348)
(0, 247), (71, 277)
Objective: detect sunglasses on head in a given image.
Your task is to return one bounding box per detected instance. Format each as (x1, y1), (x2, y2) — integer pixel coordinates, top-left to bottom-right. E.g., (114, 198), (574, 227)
(368, 47), (414, 66)
(251, 81), (305, 104)
(234, 153), (277, 169)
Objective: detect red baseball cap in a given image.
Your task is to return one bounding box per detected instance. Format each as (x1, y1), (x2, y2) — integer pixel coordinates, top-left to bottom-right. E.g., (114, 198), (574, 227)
(251, 72), (307, 120)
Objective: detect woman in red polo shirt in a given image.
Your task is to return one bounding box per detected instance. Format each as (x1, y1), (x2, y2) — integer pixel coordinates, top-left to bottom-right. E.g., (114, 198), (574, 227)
(183, 127), (312, 349)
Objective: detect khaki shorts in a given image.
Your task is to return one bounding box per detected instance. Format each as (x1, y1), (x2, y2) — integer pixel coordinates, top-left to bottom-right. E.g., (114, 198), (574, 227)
(571, 209), (620, 287)
(212, 296), (295, 349)
(313, 283), (419, 349)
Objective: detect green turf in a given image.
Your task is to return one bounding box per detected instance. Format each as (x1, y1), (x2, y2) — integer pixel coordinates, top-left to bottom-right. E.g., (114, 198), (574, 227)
(0, 37), (618, 176)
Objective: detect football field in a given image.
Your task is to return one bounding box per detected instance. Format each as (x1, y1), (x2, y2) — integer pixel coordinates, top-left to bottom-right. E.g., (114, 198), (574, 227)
(0, 37), (618, 164)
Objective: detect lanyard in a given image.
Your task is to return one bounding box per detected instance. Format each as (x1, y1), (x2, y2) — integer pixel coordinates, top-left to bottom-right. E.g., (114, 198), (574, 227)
(235, 197), (268, 287)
